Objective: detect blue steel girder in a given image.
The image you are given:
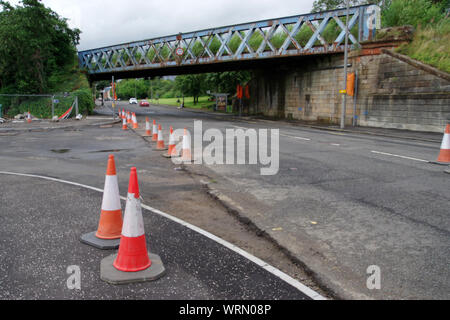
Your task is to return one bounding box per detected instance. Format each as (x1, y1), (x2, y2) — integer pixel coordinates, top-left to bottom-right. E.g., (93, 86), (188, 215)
(78, 5), (380, 77)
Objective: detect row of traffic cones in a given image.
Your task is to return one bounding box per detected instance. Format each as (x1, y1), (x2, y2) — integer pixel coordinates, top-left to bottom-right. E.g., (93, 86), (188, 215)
(80, 155), (165, 284)
(119, 109), (191, 161)
(118, 109), (450, 164)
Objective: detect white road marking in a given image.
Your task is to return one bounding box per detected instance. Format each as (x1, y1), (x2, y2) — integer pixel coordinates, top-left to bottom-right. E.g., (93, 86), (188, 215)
(327, 131), (347, 136)
(330, 143), (340, 146)
(0, 171), (325, 300)
(279, 133), (311, 141)
(370, 150), (429, 163)
(229, 125), (312, 141)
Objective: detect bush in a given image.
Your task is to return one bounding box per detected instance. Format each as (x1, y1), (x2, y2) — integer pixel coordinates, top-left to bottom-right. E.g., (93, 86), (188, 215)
(382, 0), (446, 28)
(396, 18), (450, 73)
(4, 88), (93, 119)
(73, 88), (94, 115)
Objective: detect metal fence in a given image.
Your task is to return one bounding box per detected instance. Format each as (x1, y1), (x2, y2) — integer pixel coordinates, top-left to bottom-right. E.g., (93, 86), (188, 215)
(0, 94), (79, 120)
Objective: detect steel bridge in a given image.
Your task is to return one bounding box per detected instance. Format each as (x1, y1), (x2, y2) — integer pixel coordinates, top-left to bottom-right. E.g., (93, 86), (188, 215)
(78, 5), (380, 81)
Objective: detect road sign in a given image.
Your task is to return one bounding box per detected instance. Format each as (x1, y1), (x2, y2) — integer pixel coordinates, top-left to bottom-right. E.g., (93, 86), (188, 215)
(53, 99), (59, 104)
(175, 47), (184, 56)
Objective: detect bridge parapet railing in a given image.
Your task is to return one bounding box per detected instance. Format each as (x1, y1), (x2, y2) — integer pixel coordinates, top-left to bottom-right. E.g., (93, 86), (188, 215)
(78, 5), (380, 75)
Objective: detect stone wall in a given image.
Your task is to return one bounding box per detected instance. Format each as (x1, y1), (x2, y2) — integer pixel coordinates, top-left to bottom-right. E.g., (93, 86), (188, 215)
(350, 47), (450, 132)
(248, 55), (346, 123)
(248, 42), (450, 132)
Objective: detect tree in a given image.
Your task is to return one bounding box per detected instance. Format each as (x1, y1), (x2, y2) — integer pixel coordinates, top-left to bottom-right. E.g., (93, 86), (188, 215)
(381, 0), (447, 28)
(205, 71), (251, 95)
(175, 74), (207, 104)
(311, 0), (385, 12)
(0, 0), (80, 94)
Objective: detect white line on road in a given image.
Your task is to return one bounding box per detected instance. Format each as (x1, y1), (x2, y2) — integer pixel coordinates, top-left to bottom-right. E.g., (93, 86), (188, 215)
(230, 125), (312, 141)
(279, 133), (311, 141)
(370, 150), (429, 163)
(0, 170), (325, 300)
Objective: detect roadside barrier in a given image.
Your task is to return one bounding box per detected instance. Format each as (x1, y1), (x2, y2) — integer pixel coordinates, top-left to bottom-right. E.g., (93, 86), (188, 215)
(80, 155), (123, 249)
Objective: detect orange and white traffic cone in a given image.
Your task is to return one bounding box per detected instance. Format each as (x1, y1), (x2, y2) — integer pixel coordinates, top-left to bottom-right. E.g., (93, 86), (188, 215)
(437, 124), (450, 163)
(122, 116), (128, 130)
(132, 112), (139, 129)
(27, 111), (32, 123)
(144, 117), (151, 136)
(152, 120), (158, 141)
(100, 167), (165, 284)
(155, 124), (167, 151)
(80, 155), (123, 249)
(120, 109), (125, 119)
(181, 128), (192, 162)
(127, 111), (132, 124)
(163, 126), (177, 158)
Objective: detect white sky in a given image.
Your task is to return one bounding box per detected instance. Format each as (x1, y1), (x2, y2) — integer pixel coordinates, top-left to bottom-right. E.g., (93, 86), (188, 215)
(5, 0), (316, 50)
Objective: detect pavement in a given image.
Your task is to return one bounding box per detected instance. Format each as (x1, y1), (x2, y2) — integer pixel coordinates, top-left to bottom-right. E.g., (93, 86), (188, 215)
(1, 101), (449, 300)
(0, 116), (120, 132)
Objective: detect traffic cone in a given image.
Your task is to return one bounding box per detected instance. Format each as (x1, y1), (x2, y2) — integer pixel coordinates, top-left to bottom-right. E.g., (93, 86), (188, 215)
(100, 167), (165, 284)
(437, 124), (450, 163)
(155, 124), (167, 151)
(120, 109), (124, 119)
(27, 111), (32, 123)
(163, 126), (177, 158)
(152, 120), (158, 141)
(144, 117), (151, 136)
(80, 155), (123, 249)
(127, 111), (132, 124)
(181, 128), (192, 162)
(122, 116), (128, 130)
(132, 112), (139, 129)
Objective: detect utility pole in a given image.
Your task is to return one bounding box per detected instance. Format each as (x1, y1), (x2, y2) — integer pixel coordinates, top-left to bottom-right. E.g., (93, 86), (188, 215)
(340, 0), (350, 129)
(111, 76), (115, 120)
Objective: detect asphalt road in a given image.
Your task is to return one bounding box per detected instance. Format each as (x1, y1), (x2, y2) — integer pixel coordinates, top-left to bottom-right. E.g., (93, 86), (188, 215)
(0, 174), (309, 299)
(104, 101), (450, 300)
(1, 101), (449, 300)
(0, 113), (317, 300)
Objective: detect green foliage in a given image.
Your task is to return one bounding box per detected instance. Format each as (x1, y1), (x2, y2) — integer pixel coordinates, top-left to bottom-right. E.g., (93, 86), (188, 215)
(381, 0), (446, 28)
(396, 17), (450, 73)
(0, 0), (80, 94)
(311, 0), (381, 12)
(116, 79), (150, 99)
(0, 0), (91, 118)
(175, 74), (207, 104)
(5, 87), (94, 119)
(205, 71), (251, 95)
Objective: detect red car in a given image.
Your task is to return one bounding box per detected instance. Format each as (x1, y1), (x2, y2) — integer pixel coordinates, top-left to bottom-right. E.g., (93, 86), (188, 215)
(139, 100), (150, 107)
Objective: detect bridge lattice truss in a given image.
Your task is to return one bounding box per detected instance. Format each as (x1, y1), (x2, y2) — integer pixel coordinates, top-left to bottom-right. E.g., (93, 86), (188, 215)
(78, 5), (380, 76)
